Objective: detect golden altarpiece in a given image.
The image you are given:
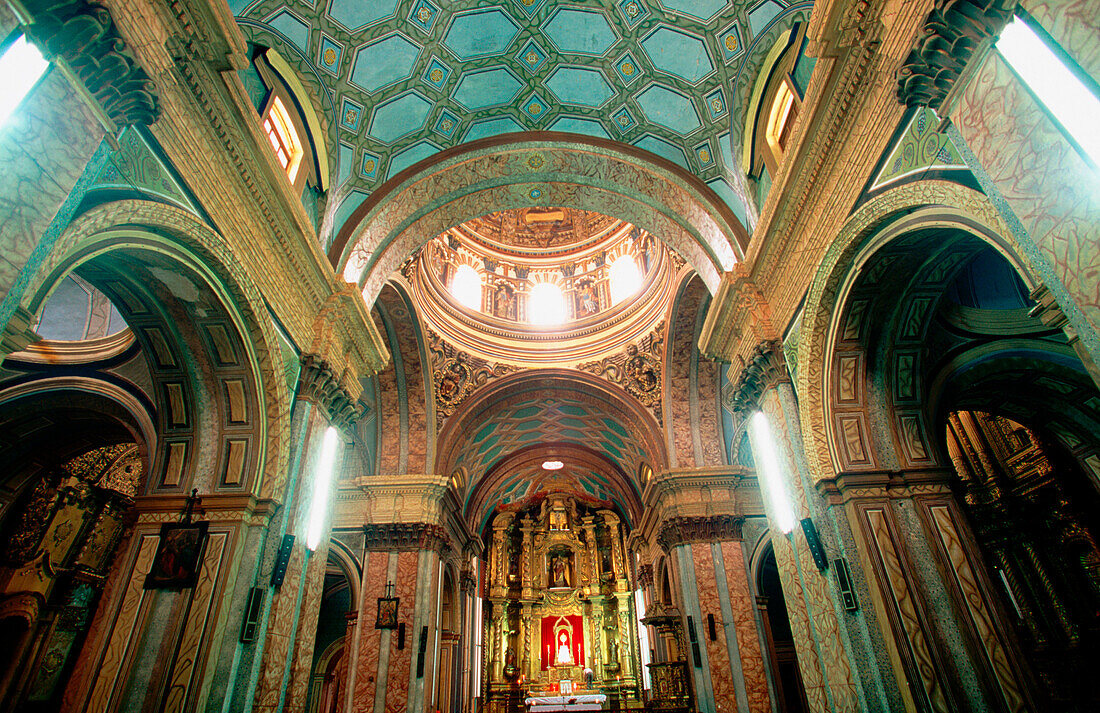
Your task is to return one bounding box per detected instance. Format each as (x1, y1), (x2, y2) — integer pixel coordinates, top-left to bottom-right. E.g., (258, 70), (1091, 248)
(482, 494), (642, 711)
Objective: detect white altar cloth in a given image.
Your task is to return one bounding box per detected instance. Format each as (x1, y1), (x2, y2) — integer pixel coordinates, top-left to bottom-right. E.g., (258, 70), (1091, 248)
(524, 693), (606, 711)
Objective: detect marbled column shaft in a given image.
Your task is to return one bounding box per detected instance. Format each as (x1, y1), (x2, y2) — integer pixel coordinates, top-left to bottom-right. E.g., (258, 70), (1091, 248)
(755, 386), (858, 712)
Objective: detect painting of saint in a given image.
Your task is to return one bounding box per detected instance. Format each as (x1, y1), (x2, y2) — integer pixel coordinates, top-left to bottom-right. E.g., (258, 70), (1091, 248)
(376, 596), (399, 629)
(144, 521), (208, 589)
(577, 282), (599, 315)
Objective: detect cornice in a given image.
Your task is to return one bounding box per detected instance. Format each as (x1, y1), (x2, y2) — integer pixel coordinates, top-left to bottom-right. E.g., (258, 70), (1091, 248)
(815, 468), (955, 505)
(298, 353), (362, 431)
(726, 340), (789, 414)
(635, 466), (758, 545)
(896, 0), (1016, 112)
(698, 266), (778, 364)
(131, 492), (279, 523)
(9, 328), (135, 364)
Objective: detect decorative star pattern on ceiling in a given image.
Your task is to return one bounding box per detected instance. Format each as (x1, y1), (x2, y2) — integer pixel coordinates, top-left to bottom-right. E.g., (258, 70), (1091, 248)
(231, 0), (806, 240)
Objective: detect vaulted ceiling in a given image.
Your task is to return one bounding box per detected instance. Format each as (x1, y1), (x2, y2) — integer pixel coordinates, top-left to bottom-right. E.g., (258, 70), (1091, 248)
(231, 0), (812, 240)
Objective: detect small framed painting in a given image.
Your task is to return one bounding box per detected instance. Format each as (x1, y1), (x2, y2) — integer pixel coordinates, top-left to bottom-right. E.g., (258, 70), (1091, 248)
(376, 596), (399, 629)
(144, 521), (209, 589)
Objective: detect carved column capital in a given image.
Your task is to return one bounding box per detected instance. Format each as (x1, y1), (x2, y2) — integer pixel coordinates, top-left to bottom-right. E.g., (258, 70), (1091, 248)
(23, 0), (160, 127)
(657, 515), (744, 551)
(362, 522), (450, 554)
(896, 0), (1017, 111)
(727, 339), (789, 413)
(298, 353), (362, 430)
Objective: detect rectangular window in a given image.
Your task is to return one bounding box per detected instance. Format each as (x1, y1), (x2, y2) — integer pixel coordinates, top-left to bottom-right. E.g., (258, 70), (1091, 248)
(262, 96), (304, 182)
(996, 15), (1100, 169)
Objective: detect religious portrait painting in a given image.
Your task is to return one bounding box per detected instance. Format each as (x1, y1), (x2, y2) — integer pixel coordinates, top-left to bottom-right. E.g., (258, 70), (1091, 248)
(376, 596), (399, 629)
(144, 521), (208, 589)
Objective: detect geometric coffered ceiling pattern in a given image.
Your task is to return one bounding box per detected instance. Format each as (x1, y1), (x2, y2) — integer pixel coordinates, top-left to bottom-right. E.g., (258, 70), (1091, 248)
(232, 0), (808, 239)
(451, 395), (650, 493)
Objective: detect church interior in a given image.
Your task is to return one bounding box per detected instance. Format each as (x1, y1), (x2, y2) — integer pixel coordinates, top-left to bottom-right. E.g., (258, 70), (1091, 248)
(0, 0), (1098, 711)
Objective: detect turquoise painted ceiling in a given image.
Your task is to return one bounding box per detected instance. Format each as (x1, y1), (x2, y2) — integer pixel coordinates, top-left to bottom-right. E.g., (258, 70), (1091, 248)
(232, 0), (806, 240)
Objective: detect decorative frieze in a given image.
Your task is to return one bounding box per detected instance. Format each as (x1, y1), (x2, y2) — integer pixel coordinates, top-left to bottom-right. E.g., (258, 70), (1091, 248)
(896, 0), (1016, 110)
(23, 0), (160, 126)
(725, 339), (789, 413)
(298, 353), (362, 430)
(657, 515), (744, 551)
(362, 522), (450, 553)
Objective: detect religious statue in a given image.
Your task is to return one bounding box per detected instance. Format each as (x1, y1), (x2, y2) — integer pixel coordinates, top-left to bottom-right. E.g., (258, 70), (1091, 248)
(550, 554), (571, 588)
(504, 646), (518, 679)
(556, 631), (573, 665)
(549, 507), (568, 530)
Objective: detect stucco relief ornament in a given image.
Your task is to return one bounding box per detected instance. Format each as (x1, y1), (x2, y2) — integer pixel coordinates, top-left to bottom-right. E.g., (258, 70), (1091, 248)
(429, 332), (516, 424)
(578, 324), (664, 420)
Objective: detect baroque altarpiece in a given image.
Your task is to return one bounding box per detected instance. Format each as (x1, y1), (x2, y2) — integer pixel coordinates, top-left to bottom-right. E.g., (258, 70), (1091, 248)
(482, 495), (642, 710)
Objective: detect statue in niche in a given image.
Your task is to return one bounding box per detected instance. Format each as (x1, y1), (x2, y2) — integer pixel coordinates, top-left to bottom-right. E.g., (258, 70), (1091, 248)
(549, 507), (568, 531)
(557, 630), (574, 665)
(550, 553), (572, 588)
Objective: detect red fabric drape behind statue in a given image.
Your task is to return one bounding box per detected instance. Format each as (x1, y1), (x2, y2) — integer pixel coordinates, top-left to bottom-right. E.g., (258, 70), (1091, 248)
(540, 615), (584, 670)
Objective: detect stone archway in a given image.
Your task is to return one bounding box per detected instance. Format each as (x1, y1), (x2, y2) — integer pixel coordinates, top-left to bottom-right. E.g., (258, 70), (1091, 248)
(330, 134), (750, 306)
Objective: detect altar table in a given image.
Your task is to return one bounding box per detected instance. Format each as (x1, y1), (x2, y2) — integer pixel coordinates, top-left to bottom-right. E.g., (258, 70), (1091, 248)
(524, 693), (606, 711)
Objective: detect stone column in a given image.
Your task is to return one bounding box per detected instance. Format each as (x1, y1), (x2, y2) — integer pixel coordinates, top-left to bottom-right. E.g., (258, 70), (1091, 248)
(253, 354), (357, 713)
(656, 516), (771, 713)
(732, 341), (862, 712)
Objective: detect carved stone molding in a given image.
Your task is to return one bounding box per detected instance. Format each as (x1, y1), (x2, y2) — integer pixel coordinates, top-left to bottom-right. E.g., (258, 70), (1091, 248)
(0, 593), (40, 626)
(657, 515), (744, 551)
(299, 353), (362, 430)
(578, 324), (664, 423)
(699, 266), (779, 364)
(429, 331), (516, 428)
(23, 0), (160, 126)
(363, 522), (450, 554)
(815, 468), (955, 505)
(0, 307), (41, 357)
(896, 0), (1016, 110)
(725, 340), (789, 413)
(637, 563), (654, 589)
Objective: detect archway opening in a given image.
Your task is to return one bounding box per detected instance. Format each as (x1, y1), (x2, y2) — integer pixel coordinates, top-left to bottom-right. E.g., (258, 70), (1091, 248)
(755, 543), (809, 713)
(0, 389), (146, 711)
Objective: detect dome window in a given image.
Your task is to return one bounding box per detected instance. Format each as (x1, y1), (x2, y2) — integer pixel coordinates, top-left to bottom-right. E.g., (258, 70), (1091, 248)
(451, 264), (482, 311)
(609, 255), (642, 305)
(529, 282), (566, 326)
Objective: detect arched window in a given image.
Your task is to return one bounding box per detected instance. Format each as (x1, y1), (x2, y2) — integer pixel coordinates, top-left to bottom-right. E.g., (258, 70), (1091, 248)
(263, 96), (304, 182)
(609, 255), (642, 304)
(529, 282), (566, 325)
(450, 264), (482, 311)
